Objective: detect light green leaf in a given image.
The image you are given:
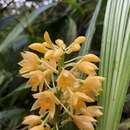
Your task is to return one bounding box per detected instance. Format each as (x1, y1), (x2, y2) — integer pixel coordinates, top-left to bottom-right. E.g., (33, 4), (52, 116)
(97, 0), (130, 130)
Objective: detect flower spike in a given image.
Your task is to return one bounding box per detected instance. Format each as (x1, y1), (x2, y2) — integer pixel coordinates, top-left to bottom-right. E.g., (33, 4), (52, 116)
(19, 31), (104, 130)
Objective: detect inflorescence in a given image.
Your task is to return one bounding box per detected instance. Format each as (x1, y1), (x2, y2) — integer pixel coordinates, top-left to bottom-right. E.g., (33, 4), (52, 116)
(19, 31), (104, 130)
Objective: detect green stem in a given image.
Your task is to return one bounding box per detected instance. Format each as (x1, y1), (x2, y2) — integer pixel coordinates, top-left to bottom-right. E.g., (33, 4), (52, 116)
(64, 56), (82, 64)
(53, 54), (65, 130)
(58, 55), (64, 73)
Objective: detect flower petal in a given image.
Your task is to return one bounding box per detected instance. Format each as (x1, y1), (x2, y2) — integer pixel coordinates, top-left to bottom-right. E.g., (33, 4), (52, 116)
(44, 31), (54, 48)
(29, 43), (48, 53)
(76, 61), (98, 75)
(75, 92), (94, 102)
(55, 39), (66, 49)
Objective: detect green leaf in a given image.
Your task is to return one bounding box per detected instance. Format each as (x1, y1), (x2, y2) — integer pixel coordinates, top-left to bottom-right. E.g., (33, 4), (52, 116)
(63, 17), (77, 43)
(0, 83), (28, 102)
(0, 108), (25, 120)
(0, 108), (25, 130)
(0, 16), (16, 30)
(44, 16), (77, 43)
(97, 0), (130, 130)
(0, 3), (56, 53)
(79, 0), (103, 55)
(63, 0), (82, 13)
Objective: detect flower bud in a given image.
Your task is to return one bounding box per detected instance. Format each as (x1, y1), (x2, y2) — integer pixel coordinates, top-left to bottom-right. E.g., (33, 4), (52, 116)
(55, 39), (66, 49)
(74, 36), (86, 45)
(82, 54), (100, 62)
(29, 43), (47, 53)
(22, 115), (41, 127)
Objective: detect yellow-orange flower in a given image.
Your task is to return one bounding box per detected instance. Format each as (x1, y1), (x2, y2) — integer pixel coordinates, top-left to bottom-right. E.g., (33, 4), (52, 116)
(43, 31), (56, 48)
(72, 115), (96, 130)
(80, 76), (105, 99)
(81, 54), (101, 62)
(55, 39), (66, 49)
(75, 61), (98, 75)
(82, 106), (103, 117)
(22, 70), (52, 91)
(22, 115), (42, 127)
(57, 69), (78, 90)
(73, 100), (86, 114)
(44, 48), (64, 60)
(66, 36), (86, 54)
(68, 90), (94, 107)
(29, 43), (48, 53)
(31, 91), (60, 118)
(29, 32), (86, 60)
(29, 31), (65, 61)
(19, 50), (57, 91)
(19, 51), (41, 74)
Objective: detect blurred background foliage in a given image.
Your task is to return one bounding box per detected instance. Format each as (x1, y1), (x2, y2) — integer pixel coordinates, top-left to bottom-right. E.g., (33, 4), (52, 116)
(0, 0), (129, 130)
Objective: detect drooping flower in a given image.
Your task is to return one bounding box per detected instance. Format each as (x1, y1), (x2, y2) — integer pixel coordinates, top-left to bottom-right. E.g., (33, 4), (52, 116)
(56, 69), (78, 90)
(19, 51), (41, 74)
(65, 36), (86, 54)
(31, 91), (60, 118)
(68, 89), (94, 107)
(72, 115), (96, 130)
(81, 54), (101, 63)
(22, 70), (50, 91)
(22, 115), (42, 127)
(19, 50), (57, 91)
(80, 76), (105, 99)
(72, 100), (86, 114)
(82, 106), (103, 117)
(75, 61), (98, 75)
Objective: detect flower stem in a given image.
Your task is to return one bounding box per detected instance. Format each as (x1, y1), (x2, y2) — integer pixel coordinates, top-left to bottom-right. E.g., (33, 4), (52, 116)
(64, 56), (82, 64)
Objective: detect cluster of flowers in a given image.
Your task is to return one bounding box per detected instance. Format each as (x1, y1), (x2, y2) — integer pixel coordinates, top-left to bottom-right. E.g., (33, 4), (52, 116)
(19, 31), (104, 130)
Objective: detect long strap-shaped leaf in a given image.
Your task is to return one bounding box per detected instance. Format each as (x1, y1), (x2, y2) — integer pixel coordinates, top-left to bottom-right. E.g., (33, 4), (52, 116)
(79, 0), (103, 55)
(97, 0), (130, 130)
(0, 3), (56, 53)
